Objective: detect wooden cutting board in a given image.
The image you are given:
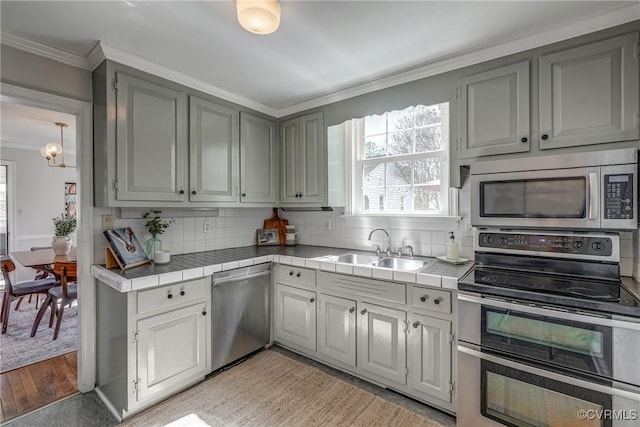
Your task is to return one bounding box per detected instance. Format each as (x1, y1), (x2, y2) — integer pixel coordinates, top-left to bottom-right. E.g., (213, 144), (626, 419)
(263, 208), (288, 245)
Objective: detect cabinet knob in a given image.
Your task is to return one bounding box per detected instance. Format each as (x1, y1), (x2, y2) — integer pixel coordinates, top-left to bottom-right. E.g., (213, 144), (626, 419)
(420, 296), (428, 302)
(241, 193), (246, 197)
(309, 297), (315, 303)
(191, 190), (197, 195)
(521, 137), (528, 143)
(179, 190), (184, 195)
(289, 270), (294, 276)
(296, 272), (301, 278)
(541, 134), (549, 140)
(434, 297), (442, 305)
(413, 321), (420, 328)
(349, 307), (355, 313)
(202, 310), (207, 316)
(361, 309), (367, 315)
(167, 293), (173, 299)
(180, 290), (185, 296)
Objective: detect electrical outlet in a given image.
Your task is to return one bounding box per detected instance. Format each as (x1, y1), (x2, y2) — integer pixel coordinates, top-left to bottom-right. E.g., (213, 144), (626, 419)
(203, 221), (211, 233)
(324, 219), (332, 231)
(465, 219), (474, 237)
(102, 214), (114, 231)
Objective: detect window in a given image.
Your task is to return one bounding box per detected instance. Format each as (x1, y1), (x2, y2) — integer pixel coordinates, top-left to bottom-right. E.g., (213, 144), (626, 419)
(352, 103), (449, 214)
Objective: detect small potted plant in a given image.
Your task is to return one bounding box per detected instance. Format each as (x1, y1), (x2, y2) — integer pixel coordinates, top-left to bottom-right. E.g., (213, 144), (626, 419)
(52, 213), (77, 255)
(142, 210), (173, 260)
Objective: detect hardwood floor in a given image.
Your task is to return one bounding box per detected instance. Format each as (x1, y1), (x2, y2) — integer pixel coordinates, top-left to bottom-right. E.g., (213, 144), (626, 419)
(0, 351), (78, 423)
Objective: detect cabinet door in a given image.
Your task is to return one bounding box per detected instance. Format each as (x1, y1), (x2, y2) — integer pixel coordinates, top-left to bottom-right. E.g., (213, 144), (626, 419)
(189, 96), (239, 202)
(539, 33), (639, 149)
(317, 294), (356, 367)
(240, 112), (276, 203)
(280, 118), (300, 203)
(358, 302), (406, 385)
(299, 112), (325, 203)
(115, 73), (187, 201)
(410, 314), (452, 402)
(275, 284), (316, 352)
(136, 302), (207, 401)
(458, 61), (530, 159)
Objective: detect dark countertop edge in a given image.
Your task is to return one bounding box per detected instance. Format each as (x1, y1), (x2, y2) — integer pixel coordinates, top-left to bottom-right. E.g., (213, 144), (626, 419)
(93, 244), (474, 281)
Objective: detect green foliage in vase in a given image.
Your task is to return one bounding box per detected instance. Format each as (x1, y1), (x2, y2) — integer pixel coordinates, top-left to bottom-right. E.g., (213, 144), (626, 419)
(143, 210), (174, 237)
(52, 213), (77, 236)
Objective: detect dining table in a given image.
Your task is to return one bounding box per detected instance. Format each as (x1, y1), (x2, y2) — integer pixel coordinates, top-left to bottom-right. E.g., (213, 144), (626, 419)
(10, 247), (77, 274)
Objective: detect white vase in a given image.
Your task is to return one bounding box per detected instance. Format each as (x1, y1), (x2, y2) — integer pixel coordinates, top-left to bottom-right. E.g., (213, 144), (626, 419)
(52, 235), (72, 255)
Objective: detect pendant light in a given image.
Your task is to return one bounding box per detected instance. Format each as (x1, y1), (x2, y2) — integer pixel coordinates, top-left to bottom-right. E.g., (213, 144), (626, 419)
(41, 122), (75, 168)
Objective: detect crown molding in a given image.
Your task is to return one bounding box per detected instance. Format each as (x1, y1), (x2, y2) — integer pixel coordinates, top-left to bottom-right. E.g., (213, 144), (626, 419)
(277, 4), (640, 117)
(94, 42), (281, 118)
(1, 31), (91, 70)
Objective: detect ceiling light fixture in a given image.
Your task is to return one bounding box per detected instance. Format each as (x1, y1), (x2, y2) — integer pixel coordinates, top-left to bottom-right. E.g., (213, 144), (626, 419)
(236, 0), (281, 35)
(40, 122), (75, 168)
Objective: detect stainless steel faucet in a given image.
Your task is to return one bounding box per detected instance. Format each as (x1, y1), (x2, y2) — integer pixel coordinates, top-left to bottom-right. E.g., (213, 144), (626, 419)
(368, 227), (392, 256)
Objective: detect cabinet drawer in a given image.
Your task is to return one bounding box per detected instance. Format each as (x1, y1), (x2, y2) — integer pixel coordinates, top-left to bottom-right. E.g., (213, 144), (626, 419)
(411, 286), (451, 314)
(276, 265), (316, 287)
(137, 278), (208, 315)
(318, 271), (405, 304)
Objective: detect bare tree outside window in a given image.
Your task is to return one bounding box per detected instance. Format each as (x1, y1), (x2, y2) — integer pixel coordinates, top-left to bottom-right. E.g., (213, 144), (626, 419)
(359, 103), (448, 213)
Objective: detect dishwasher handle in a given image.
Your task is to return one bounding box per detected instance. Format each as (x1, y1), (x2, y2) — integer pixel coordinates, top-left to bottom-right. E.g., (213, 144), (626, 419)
(212, 270), (271, 287)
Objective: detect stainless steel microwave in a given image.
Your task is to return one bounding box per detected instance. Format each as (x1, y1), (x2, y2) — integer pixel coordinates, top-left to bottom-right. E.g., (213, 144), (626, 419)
(471, 148), (638, 230)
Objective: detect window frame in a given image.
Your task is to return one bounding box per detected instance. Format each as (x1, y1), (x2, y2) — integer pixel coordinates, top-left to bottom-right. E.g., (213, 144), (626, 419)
(351, 103), (450, 216)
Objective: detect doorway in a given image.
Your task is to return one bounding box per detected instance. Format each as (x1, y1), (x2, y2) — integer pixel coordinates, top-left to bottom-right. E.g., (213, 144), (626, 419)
(0, 84), (93, 421)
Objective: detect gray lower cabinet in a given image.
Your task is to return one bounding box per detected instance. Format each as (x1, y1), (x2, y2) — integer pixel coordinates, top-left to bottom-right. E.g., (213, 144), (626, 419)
(96, 278), (210, 421)
(457, 61), (530, 159)
(276, 269), (457, 414)
(114, 72), (188, 202)
(539, 32), (639, 149)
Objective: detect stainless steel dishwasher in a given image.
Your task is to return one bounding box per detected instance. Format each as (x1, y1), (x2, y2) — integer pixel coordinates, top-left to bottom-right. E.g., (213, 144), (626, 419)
(211, 263), (271, 371)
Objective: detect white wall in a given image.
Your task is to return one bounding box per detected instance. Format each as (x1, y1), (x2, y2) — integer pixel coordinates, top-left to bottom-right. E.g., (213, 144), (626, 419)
(1, 146), (77, 280)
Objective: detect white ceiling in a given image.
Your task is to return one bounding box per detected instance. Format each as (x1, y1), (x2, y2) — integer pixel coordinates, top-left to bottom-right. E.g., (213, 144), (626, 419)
(0, 102), (76, 153)
(1, 1), (639, 117)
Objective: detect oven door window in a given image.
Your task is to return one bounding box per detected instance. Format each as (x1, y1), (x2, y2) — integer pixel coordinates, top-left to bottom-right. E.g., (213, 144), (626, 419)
(482, 307), (612, 378)
(480, 177), (586, 218)
(482, 359), (611, 427)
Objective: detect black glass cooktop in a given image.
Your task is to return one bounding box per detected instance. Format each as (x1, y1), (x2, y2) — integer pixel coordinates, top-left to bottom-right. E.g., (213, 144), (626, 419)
(459, 266), (640, 318)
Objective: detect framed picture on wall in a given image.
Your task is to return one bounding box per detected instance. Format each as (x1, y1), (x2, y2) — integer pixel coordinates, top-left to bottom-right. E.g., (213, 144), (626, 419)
(65, 182), (77, 218)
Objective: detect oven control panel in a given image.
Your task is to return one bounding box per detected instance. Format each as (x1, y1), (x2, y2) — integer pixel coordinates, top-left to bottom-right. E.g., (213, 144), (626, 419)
(604, 173), (634, 220)
(478, 232), (613, 256)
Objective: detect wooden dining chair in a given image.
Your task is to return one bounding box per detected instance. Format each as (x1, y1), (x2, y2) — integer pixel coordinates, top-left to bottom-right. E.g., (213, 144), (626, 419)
(0, 256), (57, 334)
(30, 261), (77, 340)
(14, 246), (56, 311)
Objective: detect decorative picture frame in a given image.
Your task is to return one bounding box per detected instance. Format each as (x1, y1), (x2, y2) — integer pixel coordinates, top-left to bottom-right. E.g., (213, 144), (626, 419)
(103, 227), (150, 270)
(256, 228), (279, 246)
(64, 182), (77, 218)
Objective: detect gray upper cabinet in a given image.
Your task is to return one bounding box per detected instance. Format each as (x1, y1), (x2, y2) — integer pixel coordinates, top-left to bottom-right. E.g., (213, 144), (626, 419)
(280, 112), (325, 205)
(240, 112), (277, 203)
(539, 33), (639, 149)
(457, 61), (530, 159)
(189, 96), (239, 202)
(115, 72), (188, 202)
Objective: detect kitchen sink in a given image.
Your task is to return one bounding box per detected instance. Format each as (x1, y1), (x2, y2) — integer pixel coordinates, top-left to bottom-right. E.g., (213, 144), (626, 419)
(372, 257), (426, 271)
(334, 253), (381, 264)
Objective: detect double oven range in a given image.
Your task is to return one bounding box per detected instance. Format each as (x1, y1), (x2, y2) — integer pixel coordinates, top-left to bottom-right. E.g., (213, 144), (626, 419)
(457, 229), (640, 427)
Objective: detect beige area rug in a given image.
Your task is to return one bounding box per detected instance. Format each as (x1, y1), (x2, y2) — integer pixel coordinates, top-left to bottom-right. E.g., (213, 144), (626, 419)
(122, 349), (447, 427)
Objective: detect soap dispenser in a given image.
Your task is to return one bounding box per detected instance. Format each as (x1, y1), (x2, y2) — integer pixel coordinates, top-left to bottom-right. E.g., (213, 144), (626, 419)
(446, 231), (460, 260)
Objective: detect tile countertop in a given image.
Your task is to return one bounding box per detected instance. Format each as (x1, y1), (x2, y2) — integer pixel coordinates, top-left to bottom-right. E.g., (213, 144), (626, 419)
(91, 245), (474, 293)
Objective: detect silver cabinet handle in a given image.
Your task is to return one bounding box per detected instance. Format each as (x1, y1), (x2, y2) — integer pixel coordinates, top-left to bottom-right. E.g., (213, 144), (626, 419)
(413, 321), (420, 328)
(361, 309), (367, 315)
(349, 307), (355, 313)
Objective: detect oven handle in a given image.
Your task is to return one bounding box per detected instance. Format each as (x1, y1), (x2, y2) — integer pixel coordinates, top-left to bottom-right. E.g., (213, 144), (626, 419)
(458, 344), (640, 401)
(458, 292), (640, 331)
(588, 172), (599, 220)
